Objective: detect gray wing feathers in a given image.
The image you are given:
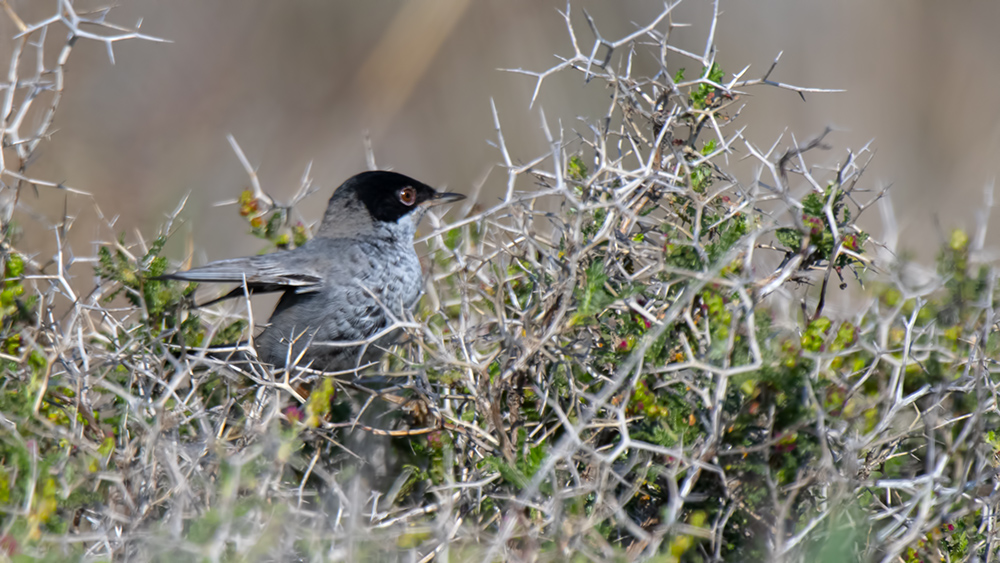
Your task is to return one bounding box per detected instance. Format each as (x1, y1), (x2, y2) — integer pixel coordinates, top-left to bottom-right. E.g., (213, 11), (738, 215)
(162, 253), (322, 289)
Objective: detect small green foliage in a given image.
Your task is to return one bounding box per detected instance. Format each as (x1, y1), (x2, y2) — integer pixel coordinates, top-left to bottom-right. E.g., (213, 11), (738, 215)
(775, 227), (803, 251)
(567, 155), (589, 181)
(264, 209), (284, 240)
(949, 228), (968, 251)
(707, 213), (748, 262)
(96, 236), (179, 315)
(239, 189), (311, 250)
(689, 63), (727, 110)
(690, 163), (712, 193)
(305, 378), (336, 427)
(683, 113), (722, 193)
(830, 322), (856, 352)
(0, 251), (39, 368)
(292, 222), (309, 247)
(481, 432), (547, 490)
(571, 260), (614, 324)
(775, 184), (869, 272)
(94, 235), (206, 348)
(1, 252), (34, 324)
(210, 320), (248, 346)
(801, 317), (832, 352)
(666, 511), (707, 560)
(444, 226), (463, 250)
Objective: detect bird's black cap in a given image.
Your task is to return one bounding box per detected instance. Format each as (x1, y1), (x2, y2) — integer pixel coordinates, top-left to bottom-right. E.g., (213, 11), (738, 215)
(338, 170), (464, 224)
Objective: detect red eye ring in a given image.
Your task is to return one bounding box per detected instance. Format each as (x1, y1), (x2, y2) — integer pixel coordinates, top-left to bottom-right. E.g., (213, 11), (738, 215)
(398, 186), (417, 206)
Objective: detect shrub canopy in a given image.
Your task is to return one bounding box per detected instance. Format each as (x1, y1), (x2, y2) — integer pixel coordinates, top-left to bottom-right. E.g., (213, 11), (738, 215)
(0, 3), (997, 562)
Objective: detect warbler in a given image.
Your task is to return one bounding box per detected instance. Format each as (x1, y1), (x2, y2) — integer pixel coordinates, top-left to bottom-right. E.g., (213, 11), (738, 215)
(164, 171), (464, 372)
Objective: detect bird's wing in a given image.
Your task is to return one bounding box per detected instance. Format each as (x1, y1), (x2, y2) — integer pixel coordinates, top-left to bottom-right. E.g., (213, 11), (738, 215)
(160, 251), (323, 294)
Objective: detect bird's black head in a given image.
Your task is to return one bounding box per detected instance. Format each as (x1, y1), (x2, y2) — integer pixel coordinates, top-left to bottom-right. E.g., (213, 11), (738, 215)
(337, 170), (463, 223)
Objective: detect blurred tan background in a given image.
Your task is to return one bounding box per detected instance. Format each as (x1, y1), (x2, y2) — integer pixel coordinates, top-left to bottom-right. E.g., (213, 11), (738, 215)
(5, 0), (1000, 267)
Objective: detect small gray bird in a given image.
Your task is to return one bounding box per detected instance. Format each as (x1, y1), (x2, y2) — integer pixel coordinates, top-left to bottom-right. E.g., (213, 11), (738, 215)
(164, 171), (464, 373)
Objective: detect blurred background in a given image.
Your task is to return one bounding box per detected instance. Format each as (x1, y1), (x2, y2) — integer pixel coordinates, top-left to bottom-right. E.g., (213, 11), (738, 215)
(4, 0), (1000, 269)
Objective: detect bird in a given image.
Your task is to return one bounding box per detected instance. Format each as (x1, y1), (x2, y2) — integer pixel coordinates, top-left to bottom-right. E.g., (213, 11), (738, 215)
(162, 171), (465, 373)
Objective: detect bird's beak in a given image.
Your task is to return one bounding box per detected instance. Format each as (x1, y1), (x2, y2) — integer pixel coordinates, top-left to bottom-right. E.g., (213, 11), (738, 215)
(425, 191), (466, 207)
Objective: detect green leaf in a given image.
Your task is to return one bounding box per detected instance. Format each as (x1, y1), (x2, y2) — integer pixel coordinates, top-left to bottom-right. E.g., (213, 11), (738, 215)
(567, 155), (589, 181)
(775, 228), (803, 250)
(572, 261), (613, 324)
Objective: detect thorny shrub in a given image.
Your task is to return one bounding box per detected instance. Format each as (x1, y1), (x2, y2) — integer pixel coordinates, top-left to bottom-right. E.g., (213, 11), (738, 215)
(1, 2), (999, 562)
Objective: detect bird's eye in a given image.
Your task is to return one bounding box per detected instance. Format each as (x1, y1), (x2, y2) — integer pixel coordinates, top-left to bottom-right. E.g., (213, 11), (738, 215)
(398, 186), (417, 206)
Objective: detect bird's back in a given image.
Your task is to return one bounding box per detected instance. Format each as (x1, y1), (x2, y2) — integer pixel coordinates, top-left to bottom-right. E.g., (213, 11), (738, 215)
(255, 234), (423, 372)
